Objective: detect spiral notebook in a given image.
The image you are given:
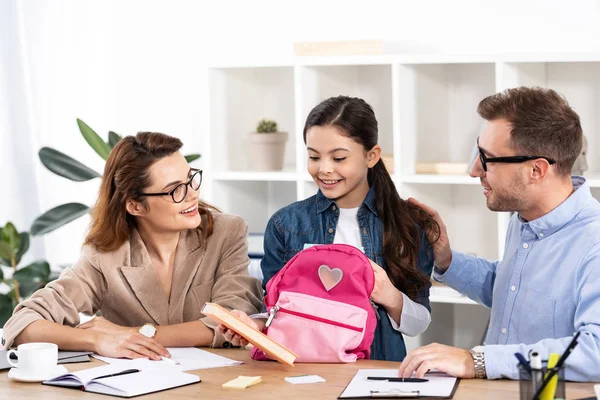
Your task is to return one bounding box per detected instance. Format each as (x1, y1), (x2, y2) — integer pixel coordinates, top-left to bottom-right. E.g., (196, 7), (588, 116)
(43, 364), (200, 398)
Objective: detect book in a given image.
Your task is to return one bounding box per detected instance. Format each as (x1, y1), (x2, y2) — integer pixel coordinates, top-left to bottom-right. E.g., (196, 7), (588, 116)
(0, 350), (92, 370)
(43, 364), (200, 398)
(201, 302), (297, 366)
(293, 40), (434, 56)
(415, 162), (470, 175)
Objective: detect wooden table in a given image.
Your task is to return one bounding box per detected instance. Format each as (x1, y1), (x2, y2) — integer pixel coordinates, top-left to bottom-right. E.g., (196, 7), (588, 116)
(2, 349), (597, 399)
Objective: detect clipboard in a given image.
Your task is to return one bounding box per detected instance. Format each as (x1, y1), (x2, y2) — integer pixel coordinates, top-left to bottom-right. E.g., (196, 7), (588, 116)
(338, 369), (460, 399)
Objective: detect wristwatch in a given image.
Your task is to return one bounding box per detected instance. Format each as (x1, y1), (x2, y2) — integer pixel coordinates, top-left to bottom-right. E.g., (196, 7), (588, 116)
(139, 323), (157, 338)
(469, 349), (487, 379)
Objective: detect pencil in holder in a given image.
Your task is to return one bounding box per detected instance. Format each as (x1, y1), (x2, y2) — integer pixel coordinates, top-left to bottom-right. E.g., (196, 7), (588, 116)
(519, 362), (566, 400)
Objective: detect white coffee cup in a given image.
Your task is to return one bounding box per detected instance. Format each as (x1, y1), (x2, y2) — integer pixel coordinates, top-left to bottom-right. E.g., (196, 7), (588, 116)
(6, 342), (58, 377)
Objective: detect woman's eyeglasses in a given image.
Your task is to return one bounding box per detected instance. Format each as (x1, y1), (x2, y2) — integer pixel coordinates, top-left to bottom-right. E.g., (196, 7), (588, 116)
(141, 169), (202, 203)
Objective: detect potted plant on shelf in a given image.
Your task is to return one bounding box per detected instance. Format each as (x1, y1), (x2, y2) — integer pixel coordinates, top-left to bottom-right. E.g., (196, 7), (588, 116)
(248, 118), (288, 171)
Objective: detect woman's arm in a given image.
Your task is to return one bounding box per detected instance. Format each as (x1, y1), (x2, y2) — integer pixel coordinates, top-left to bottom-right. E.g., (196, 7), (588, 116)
(15, 320), (168, 360)
(3, 246), (106, 348)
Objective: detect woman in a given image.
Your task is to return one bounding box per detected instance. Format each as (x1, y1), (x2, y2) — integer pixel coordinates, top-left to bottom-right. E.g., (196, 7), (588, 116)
(2, 132), (263, 360)
(220, 96), (439, 361)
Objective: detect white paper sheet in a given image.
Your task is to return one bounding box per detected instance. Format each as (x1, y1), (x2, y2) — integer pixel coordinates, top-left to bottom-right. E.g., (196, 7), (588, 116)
(285, 374), (326, 384)
(339, 369), (458, 398)
(92, 347), (242, 372)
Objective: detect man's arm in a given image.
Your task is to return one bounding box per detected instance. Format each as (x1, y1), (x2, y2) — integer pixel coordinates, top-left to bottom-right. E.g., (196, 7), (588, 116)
(485, 244), (600, 381)
(434, 250), (499, 308)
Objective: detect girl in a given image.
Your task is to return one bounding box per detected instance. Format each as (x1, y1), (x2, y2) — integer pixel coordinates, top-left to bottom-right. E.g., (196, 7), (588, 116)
(3, 132), (263, 359)
(220, 96), (439, 361)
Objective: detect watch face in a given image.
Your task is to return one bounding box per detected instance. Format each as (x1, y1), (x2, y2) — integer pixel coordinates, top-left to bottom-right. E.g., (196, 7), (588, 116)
(140, 324), (156, 338)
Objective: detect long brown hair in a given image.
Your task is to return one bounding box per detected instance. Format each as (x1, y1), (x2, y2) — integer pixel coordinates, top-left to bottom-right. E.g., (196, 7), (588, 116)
(478, 87), (582, 177)
(303, 96), (440, 300)
(85, 132), (217, 252)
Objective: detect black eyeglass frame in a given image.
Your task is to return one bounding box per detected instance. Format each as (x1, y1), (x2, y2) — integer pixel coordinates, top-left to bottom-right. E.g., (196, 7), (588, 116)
(477, 139), (556, 172)
(141, 169), (203, 203)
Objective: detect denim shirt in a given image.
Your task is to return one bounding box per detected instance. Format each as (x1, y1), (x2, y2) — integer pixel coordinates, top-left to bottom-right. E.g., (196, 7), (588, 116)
(261, 186), (434, 361)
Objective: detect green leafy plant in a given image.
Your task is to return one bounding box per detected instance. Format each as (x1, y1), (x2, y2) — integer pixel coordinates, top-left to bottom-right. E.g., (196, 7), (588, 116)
(0, 222), (52, 325)
(255, 118), (278, 133)
(31, 119), (201, 236)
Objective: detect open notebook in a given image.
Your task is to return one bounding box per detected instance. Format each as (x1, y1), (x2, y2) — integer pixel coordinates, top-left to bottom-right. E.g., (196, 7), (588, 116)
(43, 364), (200, 398)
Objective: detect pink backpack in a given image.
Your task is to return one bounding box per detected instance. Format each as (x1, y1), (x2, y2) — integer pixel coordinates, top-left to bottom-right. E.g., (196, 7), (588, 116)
(251, 244), (377, 363)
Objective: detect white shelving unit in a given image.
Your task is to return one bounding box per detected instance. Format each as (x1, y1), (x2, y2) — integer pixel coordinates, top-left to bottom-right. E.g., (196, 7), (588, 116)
(204, 54), (600, 349)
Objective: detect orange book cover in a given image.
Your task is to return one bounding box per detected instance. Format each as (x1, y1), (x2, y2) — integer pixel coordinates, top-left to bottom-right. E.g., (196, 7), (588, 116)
(202, 302), (297, 366)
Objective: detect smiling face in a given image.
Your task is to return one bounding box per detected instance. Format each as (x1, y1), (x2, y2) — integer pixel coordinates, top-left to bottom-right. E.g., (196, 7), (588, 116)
(469, 119), (528, 212)
(128, 151), (201, 233)
(306, 125), (379, 208)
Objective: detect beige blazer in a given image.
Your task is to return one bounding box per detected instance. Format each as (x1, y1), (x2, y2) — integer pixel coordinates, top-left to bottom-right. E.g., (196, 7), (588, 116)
(2, 213), (263, 349)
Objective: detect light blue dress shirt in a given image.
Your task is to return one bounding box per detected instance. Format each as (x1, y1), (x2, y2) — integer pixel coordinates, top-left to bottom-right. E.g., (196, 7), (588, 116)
(434, 177), (600, 381)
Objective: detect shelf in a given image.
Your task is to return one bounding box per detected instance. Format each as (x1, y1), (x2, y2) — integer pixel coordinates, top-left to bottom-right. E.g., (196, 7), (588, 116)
(212, 170), (299, 182)
(400, 174), (479, 185)
(430, 285), (478, 305)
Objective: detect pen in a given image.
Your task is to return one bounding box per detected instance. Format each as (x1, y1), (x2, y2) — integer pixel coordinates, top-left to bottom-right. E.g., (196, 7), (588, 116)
(514, 352), (531, 372)
(529, 351), (543, 394)
(160, 356), (180, 365)
(532, 331), (581, 400)
(367, 377), (428, 383)
(94, 369), (140, 380)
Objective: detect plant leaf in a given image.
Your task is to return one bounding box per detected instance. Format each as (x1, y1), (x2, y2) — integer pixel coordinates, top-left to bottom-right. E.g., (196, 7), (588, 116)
(0, 242), (14, 260)
(0, 293), (13, 327)
(108, 131), (122, 148)
(77, 119), (112, 160)
(0, 266), (4, 280)
(15, 232), (29, 265)
(14, 261), (51, 281)
(14, 261), (51, 298)
(30, 203), (90, 235)
(39, 147), (101, 181)
(184, 154), (201, 163)
(1, 222), (21, 252)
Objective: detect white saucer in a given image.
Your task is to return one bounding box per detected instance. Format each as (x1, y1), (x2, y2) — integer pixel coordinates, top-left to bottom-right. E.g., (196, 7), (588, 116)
(8, 365), (68, 383)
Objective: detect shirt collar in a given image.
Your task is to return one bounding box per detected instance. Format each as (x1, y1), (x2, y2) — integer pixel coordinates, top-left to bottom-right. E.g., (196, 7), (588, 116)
(315, 185), (379, 217)
(520, 176), (592, 238)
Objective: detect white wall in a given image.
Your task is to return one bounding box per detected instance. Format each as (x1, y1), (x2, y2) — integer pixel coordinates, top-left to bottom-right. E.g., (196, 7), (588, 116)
(2, 0), (600, 267)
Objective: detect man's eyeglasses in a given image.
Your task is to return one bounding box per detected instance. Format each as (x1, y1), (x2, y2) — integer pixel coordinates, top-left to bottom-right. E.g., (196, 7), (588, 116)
(141, 169), (202, 203)
(477, 139), (556, 172)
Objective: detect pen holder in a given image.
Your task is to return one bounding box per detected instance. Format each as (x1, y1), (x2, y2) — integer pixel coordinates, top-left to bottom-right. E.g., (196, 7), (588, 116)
(519, 363), (566, 400)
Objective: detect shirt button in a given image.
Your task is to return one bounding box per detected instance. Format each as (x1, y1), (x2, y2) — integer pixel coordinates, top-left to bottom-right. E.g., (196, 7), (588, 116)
(328, 228), (334, 234)
(501, 328), (507, 334)
(539, 233), (544, 238)
(363, 228), (367, 235)
(332, 205), (337, 211)
(511, 285), (516, 292)
(522, 243), (529, 249)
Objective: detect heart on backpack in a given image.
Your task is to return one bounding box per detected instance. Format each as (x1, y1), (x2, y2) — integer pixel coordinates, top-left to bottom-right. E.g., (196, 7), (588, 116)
(318, 264), (343, 291)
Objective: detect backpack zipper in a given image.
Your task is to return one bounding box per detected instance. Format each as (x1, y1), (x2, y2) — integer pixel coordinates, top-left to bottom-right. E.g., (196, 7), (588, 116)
(265, 305), (279, 328)
(370, 298), (381, 320)
(275, 306), (363, 332)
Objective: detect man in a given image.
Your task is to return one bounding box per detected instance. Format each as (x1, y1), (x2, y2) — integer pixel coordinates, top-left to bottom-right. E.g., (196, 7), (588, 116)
(402, 86), (600, 381)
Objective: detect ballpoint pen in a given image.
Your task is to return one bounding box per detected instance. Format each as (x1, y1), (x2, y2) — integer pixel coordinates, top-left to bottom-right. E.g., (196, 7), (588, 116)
(94, 369), (140, 380)
(514, 352), (531, 372)
(367, 377), (428, 383)
(529, 351), (543, 395)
